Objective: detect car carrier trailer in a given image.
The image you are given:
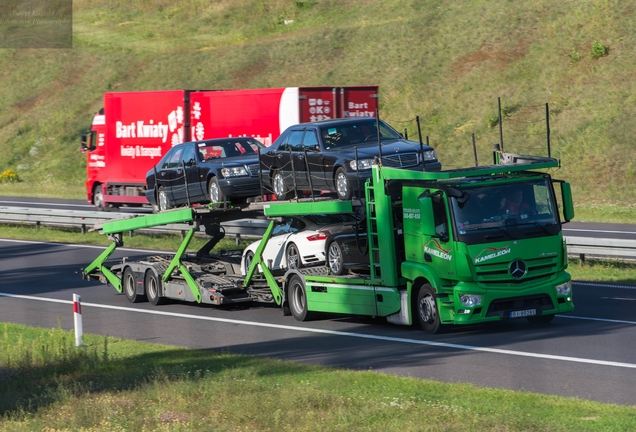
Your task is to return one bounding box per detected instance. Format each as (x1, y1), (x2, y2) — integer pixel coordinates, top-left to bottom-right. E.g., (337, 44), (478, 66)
(83, 147), (575, 334)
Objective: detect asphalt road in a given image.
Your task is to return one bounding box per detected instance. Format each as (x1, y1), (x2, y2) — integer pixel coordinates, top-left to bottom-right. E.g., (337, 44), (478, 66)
(1, 238), (636, 406)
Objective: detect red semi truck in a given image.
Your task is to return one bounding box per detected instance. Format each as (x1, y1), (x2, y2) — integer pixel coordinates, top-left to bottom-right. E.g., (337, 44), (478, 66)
(81, 86), (379, 211)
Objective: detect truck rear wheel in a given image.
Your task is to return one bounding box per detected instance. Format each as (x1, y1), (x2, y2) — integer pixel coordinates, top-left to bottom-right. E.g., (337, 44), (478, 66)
(416, 284), (446, 334)
(93, 185), (106, 212)
(123, 267), (145, 303)
(288, 274), (316, 321)
(145, 270), (167, 306)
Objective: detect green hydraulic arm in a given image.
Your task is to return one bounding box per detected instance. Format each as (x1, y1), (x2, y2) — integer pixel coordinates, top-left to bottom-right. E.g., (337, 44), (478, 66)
(243, 220), (283, 305)
(163, 226), (202, 303)
(82, 240), (123, 293)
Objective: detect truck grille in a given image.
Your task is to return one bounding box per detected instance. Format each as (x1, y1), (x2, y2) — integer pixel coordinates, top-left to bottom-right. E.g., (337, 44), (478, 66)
(381, 152), (419, 168)
(474, 256), (558, 285)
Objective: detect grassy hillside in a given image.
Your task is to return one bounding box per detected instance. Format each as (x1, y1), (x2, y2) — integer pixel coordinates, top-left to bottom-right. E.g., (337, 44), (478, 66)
(0, 0), (634, 215)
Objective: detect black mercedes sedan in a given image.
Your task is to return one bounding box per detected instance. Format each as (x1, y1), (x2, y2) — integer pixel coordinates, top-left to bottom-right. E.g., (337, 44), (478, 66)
(259, 117), (441, 200)
(146, 137), (264, 211)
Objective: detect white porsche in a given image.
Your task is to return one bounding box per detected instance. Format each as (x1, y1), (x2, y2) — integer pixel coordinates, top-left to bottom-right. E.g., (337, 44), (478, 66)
(240, 213), (361, 275)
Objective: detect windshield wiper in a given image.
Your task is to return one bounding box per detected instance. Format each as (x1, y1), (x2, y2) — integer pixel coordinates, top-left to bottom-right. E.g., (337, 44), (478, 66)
(519, 221), (553, 236)
(484, 226), (517, 240)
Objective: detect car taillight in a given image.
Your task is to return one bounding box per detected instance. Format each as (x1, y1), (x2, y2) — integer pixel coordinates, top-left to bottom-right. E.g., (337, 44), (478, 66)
(306, 234), (328, 241)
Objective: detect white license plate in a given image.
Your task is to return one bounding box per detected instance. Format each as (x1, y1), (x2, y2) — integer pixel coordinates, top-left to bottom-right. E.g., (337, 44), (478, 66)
(510, 309), (536, 318)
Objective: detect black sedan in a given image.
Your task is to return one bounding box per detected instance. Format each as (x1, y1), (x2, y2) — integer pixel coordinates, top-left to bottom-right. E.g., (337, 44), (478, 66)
(259, 117), (441, 200)
(146, 137), (264, 211)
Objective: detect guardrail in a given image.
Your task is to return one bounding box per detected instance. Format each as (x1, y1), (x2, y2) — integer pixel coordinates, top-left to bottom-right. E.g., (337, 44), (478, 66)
(0, 206), (269, 241)
(1, 206), (634, 259)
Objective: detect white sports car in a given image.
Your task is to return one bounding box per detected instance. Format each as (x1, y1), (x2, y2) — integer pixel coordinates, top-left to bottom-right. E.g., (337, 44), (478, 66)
(241, 213), (361, 275)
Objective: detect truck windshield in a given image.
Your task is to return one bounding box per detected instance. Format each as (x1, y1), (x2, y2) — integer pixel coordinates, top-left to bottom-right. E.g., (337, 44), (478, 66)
(450, 178), (560, 244)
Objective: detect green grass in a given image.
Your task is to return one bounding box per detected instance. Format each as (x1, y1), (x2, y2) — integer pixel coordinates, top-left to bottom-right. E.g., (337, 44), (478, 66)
(1, 323), (635, 431)
(1, 0), (635, 218)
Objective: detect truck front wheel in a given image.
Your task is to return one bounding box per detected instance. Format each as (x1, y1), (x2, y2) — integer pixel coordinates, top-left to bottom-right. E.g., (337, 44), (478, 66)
(416, 284), (446, 334)
(93, 185), (106, 211)
(288, 275), (316, 321)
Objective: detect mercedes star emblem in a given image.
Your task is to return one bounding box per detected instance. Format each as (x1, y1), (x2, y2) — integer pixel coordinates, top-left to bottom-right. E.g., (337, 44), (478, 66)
(509, 259), (527, 279)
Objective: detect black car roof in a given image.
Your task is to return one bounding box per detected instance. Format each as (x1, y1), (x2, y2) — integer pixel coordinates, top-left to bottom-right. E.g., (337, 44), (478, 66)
(296, 117), (380, 127)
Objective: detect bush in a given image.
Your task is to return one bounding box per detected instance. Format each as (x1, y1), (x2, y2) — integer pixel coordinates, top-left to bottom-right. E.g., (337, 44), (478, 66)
(0, 169), (20, 183)
(590, 40), (608, 59)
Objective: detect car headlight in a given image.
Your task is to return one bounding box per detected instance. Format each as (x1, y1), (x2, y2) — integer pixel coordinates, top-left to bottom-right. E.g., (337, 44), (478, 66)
(421, 150), (437, 162)
(459, 294), (482, 307)
(556, 280), (572, 296)
(221, 167), (248, 177)
(349, 159), (374, 171)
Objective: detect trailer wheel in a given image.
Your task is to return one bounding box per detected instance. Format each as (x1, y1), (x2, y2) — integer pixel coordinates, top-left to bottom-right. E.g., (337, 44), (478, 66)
(416, 284), (446, 334)
(145, 270), (167, 306)
(288, 274), (316, 321)
(527, 314), (555, 324)
(123, 267), (145, 303)
(335, 168), (352, 200)
(158, 187), (171, 212)
(286, 242), (303, 270)
(327, 241), (346, 275)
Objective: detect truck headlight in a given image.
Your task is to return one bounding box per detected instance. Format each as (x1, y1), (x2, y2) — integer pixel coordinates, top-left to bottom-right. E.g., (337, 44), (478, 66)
(421, 150), (437, 161)
(221, 167), (248, 177)
(350, 159), (374, 171)
(459, 294), (482, 307)
(556, 281), (571, 296)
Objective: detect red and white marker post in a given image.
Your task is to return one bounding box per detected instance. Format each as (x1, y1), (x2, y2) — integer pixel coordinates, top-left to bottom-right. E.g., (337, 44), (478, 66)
(73, 294), (84, 347)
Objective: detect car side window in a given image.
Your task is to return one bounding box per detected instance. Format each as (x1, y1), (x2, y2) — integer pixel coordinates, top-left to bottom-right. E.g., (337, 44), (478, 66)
(181, 145), (196, 165)
(302, 130), (319, 151)
(163, 148), (184, 169)
(286, 131), (304, 152)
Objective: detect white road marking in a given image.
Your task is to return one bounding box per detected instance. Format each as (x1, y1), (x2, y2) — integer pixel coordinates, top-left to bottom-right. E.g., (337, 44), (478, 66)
(2, 292), (636, 370)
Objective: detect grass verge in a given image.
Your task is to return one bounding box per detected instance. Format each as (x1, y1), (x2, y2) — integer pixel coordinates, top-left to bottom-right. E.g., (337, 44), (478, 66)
(1, 323), (635, 431)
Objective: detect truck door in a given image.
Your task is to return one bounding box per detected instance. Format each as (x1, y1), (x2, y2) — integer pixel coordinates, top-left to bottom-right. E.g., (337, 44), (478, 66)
(422, 195), (455, 279)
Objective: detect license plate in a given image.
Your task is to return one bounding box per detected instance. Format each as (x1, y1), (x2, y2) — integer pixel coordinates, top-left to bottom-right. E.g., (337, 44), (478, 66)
(510, 309), (536, 318)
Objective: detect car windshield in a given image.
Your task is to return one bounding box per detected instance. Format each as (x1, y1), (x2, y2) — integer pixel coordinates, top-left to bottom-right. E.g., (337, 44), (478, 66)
(320, 119), (402, 149)
(451, 178), (559, 243)
(198, 138), (263, 160)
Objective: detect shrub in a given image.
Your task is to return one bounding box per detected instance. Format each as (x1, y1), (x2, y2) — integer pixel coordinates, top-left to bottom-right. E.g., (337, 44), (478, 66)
(590, 40), (608, 59)
(0, 169), (20, 183)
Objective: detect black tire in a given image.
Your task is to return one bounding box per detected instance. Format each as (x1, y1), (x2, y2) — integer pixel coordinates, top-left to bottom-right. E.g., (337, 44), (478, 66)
(272, 170), (292, 200)
(335, 167), (353, 200)
(158, 187), (171, 212)
(145, 270), (167, 306)
(527, 314), (555, 324)
(288, 274), (316, 321)
(208, 177), (225, 205)
(416, 284), (445, 334)
(327, 241), (346, 275)
(244, 250), (257, 275)
(123, 267), (145, 303)
(93, 185), (107, 212)
(286, 242), (303, 270)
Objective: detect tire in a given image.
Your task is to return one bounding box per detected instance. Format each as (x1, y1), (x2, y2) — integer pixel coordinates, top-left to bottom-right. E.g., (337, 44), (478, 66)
(527, 314), (555, 324)
(286, 242), (303, 270)
(327, 241), (346, 275)
(93, 185), (106, 211)
(335, 167), (353, 200)
(208, 177), (225, 205)
(145, 270), (167, 306)
(272, 170), (292, 200)
(158, 187), (171, 212)
(123, 267), (145, 303)
(416, 284), (445, 334)
(243, 250), (257, 275)
(288, 274), (316, 321)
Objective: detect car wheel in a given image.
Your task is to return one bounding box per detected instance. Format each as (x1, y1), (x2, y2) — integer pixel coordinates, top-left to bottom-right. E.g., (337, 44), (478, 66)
(208, 177), (225, 206)
(286, 242), (303, 270)
(526, 314), (555, 324)
(288, 274), (316, 321)
(123, 267), (145, 303)
(416, 284), (446, 334)
(145, 270), (167, 306)
(335, 167), (353, 200)
(272, 170), (292, 200)
(327, 241), (346, 275)
(158, 187), (171, 212)
(243, 250), (258, 275)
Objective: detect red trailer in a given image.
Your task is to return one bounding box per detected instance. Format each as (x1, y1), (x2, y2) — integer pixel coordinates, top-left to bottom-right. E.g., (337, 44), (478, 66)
(82, 86), (378, 210)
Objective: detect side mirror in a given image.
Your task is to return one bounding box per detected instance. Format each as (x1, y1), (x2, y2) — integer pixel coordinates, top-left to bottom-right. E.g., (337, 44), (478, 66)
(560, 181), (575, 222)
